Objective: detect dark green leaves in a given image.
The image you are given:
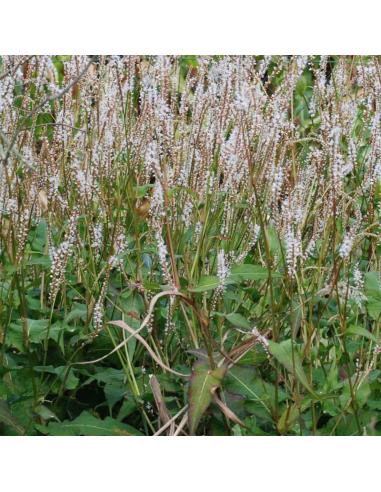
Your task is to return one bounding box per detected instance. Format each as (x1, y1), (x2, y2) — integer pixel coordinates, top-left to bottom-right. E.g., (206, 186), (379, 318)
(268, 340), (321, 399)
(0, 398), (25, 435)
(8, 319), (64, 353)
(36, 411), (143, 436)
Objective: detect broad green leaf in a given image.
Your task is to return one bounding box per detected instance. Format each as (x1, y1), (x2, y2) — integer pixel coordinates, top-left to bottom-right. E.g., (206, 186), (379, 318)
(347, 325), (380, 346)
(226, 366), (286, 420)
(365, 272), (381, 319)
(25, 295), (44, 311)
(25, 254), (51, 268)
(190, 276), (234, 293)
(364, 271), (381, 297)
(118, 399), (138, 422)
(8, 320), (64, 353)
(34, 366), (79, 391)
(225, 313), (252, 331)
(36, 411), (143, 436)
(0, 282), (20, 308)
(90, 368), (126, 385)
(30, 219), (47, 251)
(366, 296), (381, 320)
(190, 266), (282, 292)
(104, 386), (129, 411)
(188, 362), (227, 435)
(222, 291), (251, 309)
(339, 379), (371, 413)
(0, 398), (24, 435)
(367, 399), (381, 411)
(121, 291), (144, 329)
(268, 340), (321, 399)
(225, 366), (263, 400)
(230, 265), (283, 282)
(62, 305), (87, 327)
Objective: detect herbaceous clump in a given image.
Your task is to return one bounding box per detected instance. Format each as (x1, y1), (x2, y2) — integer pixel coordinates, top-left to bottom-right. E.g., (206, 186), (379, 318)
(1, 55), (381, 436)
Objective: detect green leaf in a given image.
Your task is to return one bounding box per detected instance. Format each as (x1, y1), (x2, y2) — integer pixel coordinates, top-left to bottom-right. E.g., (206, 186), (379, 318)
(36, 405), (60, 422)
(0, 364), (23, 378)
(225, 366), (286, 420)
(230, 265), (283, 282)
(0, 398), (25, 435)
(295, 75), (307, 97)
(277, 403), (300, 434)
(366, 296), (381, 320)
(8, 320), (64, 353)
(347, 325), (380, 346)
(188, 362), (227, 435)
(135, 184), (155, 198)
(364, 271), (381, 297)
(235, 347), (269, 366)
(268, 340), (321, 399)
(25, 295), (44, 311)
(190, 266), (282, 292)
(324, 351), (339, 393)
(225, 366), (269, 401)
(277, 399), (311, 435)
(104, 386), (128, 411)
(0, 282), (20, 308)
(34, 366), (79, 390)
(36, 411), (144, 436)
(118, 399), (138, 422)
(25, 254), (51, 268)
(225, 313), (252, 331)
(339, 379), (371, 413)
(31, 219), (48, 251)
(62, 305), (87, 327)
(189, 276), (234, 293)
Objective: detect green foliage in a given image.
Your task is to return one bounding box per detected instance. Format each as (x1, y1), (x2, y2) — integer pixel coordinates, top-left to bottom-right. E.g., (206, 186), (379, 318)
(188, 362), (228, 435)
(36, 411), (143, 436)
(1, 55), (381, 437)
(268, 340), (321, 399)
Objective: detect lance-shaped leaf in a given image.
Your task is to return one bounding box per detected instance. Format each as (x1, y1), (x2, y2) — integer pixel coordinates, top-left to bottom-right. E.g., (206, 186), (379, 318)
(188, 362), (228, 435)
(0, 398), (25, 435)
(268, 340), (321, 400)
(346, 325), (380, 346)
(226, 313), (252, 331)
(190, 276), (234, 293)
(35, 411), (143, 436)
(230, 265), (284, 282)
